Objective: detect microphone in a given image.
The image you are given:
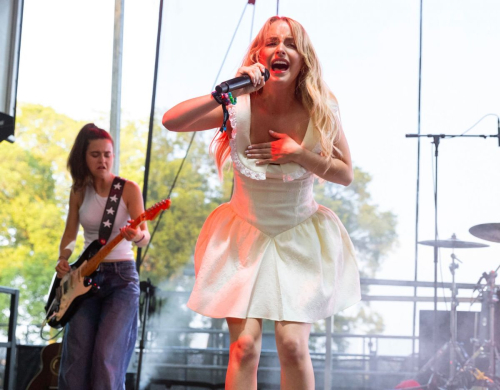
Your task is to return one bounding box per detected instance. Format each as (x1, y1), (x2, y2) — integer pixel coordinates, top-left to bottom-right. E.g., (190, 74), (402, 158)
(215, 69), (270, 94)
(473, 272), (488, 292)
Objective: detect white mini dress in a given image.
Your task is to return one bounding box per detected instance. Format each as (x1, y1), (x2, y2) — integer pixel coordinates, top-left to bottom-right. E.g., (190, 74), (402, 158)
(187, 95), (361, 323)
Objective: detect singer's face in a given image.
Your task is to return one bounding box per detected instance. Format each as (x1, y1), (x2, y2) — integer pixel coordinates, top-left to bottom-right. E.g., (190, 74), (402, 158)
(86, 139), (114, 179)
(259, 21), (303, 83)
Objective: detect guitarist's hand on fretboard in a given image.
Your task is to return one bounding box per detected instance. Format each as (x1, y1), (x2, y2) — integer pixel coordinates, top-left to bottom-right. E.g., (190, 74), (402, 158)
(119, 218), (142, 242)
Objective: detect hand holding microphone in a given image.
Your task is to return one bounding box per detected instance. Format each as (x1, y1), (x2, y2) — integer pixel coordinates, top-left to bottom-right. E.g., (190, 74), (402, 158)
(215, 65), (270, 95)
(212, 64), (270, 133)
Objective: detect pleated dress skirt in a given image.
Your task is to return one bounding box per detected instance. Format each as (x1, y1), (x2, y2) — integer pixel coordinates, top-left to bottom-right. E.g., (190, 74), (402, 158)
(187, 167), (361, 323)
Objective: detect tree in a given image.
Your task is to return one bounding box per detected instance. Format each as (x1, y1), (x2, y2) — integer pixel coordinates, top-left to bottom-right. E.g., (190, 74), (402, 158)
(311, 169), (397, 343)
(0, 105), (81, 333)
(134, 126), (232, 283)
(315, 168), (398, 279)
(0, 104), (396, 350)
(0, 104), (226, 339)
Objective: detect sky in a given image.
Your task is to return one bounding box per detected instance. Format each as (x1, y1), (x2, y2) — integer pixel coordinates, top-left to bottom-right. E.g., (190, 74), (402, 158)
(15, 0), (500, 355)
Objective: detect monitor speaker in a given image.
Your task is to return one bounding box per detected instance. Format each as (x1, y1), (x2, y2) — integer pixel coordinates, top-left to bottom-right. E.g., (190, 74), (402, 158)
(0, 0), (24, 143)
(418, 310), (478, 369)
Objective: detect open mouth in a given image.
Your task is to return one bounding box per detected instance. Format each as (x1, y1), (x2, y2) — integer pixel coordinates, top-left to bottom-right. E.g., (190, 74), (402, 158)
(271, 60), (289, 72)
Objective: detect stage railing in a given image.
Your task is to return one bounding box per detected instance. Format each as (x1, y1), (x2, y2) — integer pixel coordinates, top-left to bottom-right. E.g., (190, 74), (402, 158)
(0, 286), (19, 390)
(2, 278), (489, 389)
(128, 277), (485, 389)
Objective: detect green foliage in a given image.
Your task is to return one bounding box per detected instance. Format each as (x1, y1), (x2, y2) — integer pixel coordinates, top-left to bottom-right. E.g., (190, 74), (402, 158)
(138, 126), (231, 284)
(0, 104), (227, 339)
(0, 104), (81, 328)
(0, 103), (396, 349)
(314, 169), (398, 279)
(118, 119), (149, 187)
(313, 169), (398, 341)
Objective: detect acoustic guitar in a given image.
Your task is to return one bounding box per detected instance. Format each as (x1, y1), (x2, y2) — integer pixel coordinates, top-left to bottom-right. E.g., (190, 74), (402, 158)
(26, 342), (62, 390)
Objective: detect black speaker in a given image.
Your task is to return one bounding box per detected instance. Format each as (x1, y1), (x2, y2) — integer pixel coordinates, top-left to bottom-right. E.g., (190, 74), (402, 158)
(15, 345), (43, 390)
(0, 113), (15, 143)
(0, 0), (24, 144)
(418, 310), (478, 370)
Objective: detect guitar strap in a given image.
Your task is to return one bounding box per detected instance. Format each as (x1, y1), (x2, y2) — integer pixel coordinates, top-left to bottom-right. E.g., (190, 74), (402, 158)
(98, 176), (126, 245)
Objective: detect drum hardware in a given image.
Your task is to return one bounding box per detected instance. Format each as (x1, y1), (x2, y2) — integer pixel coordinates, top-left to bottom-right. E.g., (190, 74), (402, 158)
(469, 224), (500, 244)
(469, 222), (500, 384)
(418, 235), (489, 386)
(440, 266), (500, 390)
(448, 345), (496, 390)
(473, 268), (500, 380)
(418, 235), (489, 249)
(406, 131), (500, 388)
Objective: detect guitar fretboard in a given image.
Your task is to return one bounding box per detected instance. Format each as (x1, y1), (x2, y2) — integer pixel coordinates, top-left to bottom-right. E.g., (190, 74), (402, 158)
(81, 220), (140, 276)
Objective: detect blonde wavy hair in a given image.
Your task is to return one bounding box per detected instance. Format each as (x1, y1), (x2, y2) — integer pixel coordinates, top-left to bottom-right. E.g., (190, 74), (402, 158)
(211, 16), (342, 178)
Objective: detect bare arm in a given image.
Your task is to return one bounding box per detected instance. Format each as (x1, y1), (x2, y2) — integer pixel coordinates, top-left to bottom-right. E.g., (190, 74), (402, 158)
(295, 129), (353, 185)
(162, 95), (223, 132)
(120, 181), (151, 248)
(55, 190), (81, 277)
(162, 64), (266, 132)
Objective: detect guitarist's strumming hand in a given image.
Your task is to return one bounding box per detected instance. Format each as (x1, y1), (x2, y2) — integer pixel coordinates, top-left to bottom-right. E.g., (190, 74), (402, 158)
(56, 257), (71, 278)
(54, 221), (142, 278)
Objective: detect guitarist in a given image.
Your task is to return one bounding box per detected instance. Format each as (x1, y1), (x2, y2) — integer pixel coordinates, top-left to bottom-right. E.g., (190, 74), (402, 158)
(55, 124), (150, 390)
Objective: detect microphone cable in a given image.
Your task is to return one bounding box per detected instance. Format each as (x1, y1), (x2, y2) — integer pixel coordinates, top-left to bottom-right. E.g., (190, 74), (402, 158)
(138, 1), (254, 267)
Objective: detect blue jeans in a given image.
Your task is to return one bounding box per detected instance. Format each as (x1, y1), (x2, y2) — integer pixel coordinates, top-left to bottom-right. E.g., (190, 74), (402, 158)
(59, 261), (139, 390)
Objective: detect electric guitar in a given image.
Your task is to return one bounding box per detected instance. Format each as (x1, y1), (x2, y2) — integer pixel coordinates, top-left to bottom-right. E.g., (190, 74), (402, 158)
(45, 199), (170, 329)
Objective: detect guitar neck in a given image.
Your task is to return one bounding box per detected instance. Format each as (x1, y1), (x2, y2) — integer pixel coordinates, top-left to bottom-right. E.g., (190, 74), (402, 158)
(81, 233), (124, 276)
(81, 221), (140, 277)
(78, 198), (170, 277)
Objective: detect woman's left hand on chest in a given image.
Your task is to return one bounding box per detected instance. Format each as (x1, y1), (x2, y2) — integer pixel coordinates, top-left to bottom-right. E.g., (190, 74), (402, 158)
(245, 130), (302, 165)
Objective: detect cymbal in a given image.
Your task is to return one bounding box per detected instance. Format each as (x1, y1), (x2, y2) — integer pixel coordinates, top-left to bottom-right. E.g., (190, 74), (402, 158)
(418, 234), (489, 249)
(469, 223), (500, 243)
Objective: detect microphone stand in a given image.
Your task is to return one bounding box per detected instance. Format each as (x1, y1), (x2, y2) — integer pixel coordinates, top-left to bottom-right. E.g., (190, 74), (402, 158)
(406, 131), (499, 378)
(135, 279), (156, 390)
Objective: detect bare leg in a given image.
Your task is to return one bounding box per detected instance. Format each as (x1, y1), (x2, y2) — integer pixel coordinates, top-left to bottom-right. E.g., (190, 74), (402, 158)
(225, 318), (263, 390)
(275, 321), (314, 390)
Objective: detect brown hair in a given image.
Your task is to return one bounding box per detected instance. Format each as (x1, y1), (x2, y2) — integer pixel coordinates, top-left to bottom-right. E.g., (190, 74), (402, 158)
(67, 123), (113, 191)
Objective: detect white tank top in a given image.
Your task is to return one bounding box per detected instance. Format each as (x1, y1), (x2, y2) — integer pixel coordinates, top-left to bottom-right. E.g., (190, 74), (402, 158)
(79, 184), (134, 261)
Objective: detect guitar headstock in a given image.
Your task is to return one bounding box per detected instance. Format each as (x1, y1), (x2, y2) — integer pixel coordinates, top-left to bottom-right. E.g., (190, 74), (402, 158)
(139, 199), (171, 223)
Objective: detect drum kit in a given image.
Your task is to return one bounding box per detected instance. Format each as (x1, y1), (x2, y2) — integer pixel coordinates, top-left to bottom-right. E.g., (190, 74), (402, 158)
(417, 223), (500, 390)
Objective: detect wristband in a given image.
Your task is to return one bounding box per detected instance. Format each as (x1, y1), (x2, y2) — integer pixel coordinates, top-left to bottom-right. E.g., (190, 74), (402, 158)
(134, 234), (145, 244)
(211, 91), (237, 132)
(211, 91), (223, 104)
